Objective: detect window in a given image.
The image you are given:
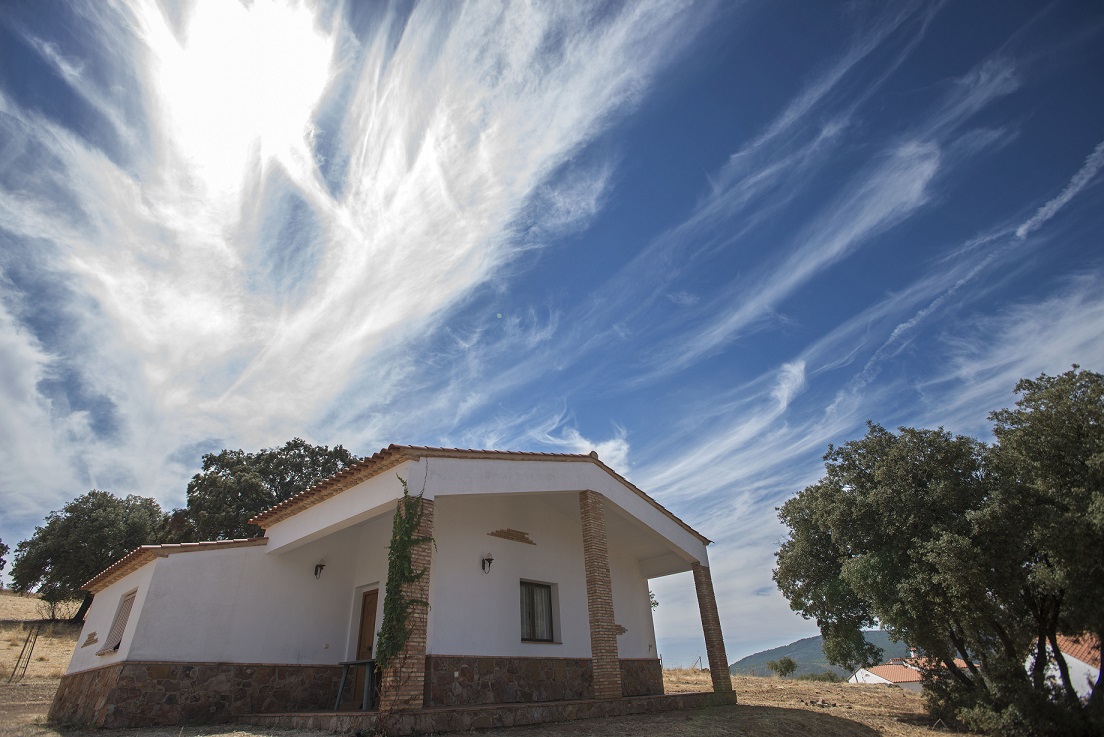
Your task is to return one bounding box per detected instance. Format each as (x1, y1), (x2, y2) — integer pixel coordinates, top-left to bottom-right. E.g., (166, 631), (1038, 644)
(96, 590), (136, 656)
(520, 581), (554, 642)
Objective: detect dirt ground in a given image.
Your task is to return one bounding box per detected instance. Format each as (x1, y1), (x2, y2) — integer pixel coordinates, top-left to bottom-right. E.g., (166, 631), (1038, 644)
(1, 591), (949, 737)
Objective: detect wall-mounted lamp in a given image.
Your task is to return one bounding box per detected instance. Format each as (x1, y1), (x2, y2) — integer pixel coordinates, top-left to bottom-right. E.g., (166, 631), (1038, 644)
(314, 562), (326, 579)
(481, 554), (494, 574)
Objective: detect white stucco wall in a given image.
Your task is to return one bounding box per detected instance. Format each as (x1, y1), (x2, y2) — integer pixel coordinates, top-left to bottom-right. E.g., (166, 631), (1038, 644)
(67, 563), (157, 674)
(427, 493), (591, 658)
(1067, 657), (1101, 701)
(1035, 646), (1102, 701)
(66, 513), (396, 674)
(127, 532), (357, 665)
(608, 544), (659, 659)
(426, 493), (658, 660)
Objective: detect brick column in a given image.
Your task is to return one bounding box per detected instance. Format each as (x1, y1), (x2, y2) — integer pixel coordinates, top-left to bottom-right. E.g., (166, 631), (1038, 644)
(378, 497), (435, 711)
(692, 562), (733, 693)
(579, 490), (622, 699)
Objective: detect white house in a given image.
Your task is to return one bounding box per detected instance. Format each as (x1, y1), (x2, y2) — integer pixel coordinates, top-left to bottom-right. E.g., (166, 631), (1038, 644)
(1048, 634), (1100, 702)
(50, 446), (734, 729)
(848, 663), (923, 692)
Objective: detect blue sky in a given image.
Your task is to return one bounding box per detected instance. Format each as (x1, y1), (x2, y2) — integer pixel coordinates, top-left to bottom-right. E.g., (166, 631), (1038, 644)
(1, 0), (1103, 667)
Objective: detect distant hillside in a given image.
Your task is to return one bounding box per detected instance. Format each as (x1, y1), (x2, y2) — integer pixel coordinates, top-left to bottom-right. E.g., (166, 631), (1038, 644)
(729, 631), (910, 678)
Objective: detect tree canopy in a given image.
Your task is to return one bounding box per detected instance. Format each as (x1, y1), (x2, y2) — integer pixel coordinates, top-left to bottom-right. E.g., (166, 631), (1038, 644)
(0, 537), (8, 576)
(774, 367), (1103, 736)
(184, 437), (359, 540)
(768, 656), (797, 678)
(10, 491), (165, 621)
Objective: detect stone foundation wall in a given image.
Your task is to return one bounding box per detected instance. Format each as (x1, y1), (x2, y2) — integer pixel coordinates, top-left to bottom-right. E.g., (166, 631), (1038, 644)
(51, 656), (666, 728)
(49, 662), (346, 728)
(619, 658), (663, 697)
(424, 655), (592, 707)
(424, 656), (664, 707)
(49, 662), (124, 727)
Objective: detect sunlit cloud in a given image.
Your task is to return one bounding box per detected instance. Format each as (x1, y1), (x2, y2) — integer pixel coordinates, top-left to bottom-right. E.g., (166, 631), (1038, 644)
(0, 0), (711, 526)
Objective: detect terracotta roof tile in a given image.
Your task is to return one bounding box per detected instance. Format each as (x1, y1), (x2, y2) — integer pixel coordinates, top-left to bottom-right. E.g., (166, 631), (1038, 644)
(904, 657), (970, 671)
(83, 538), (267, 593)
(248, 444), (710, 544)
(866, 664), (923, 683)
(1057, 633), (1101, 670)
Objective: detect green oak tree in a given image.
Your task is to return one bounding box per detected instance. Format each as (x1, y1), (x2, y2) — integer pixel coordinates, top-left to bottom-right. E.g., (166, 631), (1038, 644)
(185, 437), (359, 540)
(774, 367), (1103, 736)
(10, 491), (165, 622)
(767, 656), (797, 678)
(0, 537), (8, 577)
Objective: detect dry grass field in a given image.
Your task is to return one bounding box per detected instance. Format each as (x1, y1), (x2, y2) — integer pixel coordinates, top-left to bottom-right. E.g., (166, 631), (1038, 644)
(1, 591), (81, 682)
(1, 590), (950, 737)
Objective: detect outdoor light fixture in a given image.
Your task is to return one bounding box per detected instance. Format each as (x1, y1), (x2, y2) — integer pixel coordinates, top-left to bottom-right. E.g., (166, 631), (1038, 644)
(481, 554), (494, 574)
(314, 562), (326, 579)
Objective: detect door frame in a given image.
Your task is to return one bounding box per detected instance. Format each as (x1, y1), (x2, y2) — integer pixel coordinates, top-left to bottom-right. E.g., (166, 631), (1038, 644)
(348, 583), (381, 661)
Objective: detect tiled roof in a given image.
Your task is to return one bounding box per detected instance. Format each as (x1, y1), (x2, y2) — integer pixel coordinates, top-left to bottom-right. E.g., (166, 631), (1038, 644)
(904, 657), (970, 672)
(865, 664), (923, 683)
(83, 538), (268, 593)
(1057, 633), (1101, 670)
(247, 444), (710, 544)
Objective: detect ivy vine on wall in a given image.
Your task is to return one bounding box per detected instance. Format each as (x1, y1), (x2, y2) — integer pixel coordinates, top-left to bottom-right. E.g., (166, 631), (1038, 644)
(375, 475), (433, 672)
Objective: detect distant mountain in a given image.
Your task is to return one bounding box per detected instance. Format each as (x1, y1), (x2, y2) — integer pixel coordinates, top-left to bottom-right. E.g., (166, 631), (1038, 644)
(729, 631), (910, 678)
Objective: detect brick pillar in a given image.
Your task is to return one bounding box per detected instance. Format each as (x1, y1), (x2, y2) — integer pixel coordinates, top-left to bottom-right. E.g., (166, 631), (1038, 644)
(692, 562), (733, 693)
(579, 490), (622, 699)
(378, 497), (435, 711)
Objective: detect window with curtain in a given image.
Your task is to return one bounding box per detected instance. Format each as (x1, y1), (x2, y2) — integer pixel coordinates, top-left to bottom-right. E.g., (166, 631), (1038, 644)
(520, 581), (553, 642)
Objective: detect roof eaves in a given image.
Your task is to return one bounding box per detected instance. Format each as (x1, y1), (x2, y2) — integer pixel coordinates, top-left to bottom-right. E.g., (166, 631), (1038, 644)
(83, 538), (268, 593)
(248, 444), (711, 546)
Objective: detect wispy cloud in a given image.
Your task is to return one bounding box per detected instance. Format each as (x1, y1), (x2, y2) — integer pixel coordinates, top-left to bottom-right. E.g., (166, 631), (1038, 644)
(0, 0), (712, 524)
(1015, 139), (1104, 239)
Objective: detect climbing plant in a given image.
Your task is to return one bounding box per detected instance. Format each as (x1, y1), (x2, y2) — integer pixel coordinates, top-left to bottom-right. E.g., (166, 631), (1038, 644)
(375, 476), (433, 672)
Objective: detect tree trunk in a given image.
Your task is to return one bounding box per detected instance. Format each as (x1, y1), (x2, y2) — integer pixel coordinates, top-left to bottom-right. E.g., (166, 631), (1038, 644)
(71, 592), (93, 624)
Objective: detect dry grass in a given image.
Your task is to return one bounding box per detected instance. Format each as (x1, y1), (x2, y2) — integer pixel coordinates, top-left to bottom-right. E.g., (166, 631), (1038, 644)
(0, 595), (949, 737)
(0, 591), (81, 683)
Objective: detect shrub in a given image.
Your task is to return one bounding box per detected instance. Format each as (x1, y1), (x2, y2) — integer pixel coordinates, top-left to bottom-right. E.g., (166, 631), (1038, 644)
(797, 671), (843, 682)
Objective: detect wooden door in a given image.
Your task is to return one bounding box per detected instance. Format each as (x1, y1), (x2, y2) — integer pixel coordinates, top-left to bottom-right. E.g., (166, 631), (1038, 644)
(352, 590), (378, 705)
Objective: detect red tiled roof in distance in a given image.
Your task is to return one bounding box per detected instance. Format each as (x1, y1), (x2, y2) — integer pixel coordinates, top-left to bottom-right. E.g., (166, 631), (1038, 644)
(904, 657), (970, 672)
(865, 664), (923, 683)
(82, 538), (268, 593)
(1057, 633), (1101, 670)
(247, 444), (710, 544)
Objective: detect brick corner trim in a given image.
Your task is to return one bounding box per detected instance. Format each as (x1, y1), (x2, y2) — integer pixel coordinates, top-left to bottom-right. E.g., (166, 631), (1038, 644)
(691, 562), (733, 693)
(579, 490), (622, 700)
(378, 498), (436, 712)
(487, 528), (536, 545)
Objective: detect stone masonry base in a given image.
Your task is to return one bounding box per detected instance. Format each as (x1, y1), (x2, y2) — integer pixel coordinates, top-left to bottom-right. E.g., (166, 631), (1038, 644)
(238, 690), (739, 735)
(423, 656), (662, 706)
(49, 661), (346, 728)
(50, 657), (664, 729)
